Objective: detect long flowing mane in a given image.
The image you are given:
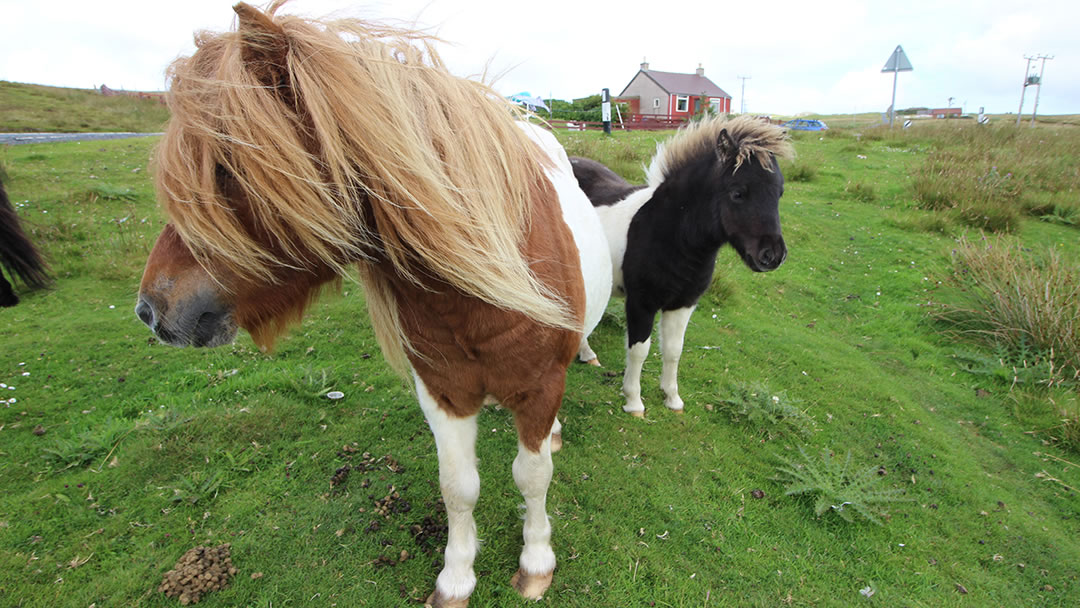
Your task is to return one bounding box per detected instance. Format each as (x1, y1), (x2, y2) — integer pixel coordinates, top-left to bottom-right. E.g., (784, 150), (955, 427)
(154, 1), (574, 370)
(646, 115), (794, 187)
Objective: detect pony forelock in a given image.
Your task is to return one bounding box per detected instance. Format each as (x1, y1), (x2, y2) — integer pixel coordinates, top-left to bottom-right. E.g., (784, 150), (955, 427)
(646, 115), (794, 187)
(154, 1), (574, 373)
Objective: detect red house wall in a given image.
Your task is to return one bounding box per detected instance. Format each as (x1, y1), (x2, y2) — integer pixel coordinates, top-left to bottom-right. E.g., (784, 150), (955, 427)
(668, 94), (731, 118)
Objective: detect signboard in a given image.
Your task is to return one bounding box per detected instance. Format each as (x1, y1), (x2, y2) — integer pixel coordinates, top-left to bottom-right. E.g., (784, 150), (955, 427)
(882, 45), (913, 72)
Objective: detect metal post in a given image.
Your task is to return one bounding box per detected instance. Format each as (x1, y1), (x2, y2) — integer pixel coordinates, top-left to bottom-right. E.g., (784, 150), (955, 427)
(889, 69), (898, 128)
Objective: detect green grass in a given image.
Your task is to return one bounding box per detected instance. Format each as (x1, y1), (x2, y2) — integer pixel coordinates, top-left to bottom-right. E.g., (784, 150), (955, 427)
(1, 120), (1079, 607)
(0, 81), (169, 133)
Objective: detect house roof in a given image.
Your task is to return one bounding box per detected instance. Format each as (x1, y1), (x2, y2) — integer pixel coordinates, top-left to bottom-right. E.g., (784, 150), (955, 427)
(620, 69), (731, 99)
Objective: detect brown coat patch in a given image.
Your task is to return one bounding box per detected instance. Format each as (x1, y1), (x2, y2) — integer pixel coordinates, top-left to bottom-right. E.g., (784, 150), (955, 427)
(397, 178), (584, 451)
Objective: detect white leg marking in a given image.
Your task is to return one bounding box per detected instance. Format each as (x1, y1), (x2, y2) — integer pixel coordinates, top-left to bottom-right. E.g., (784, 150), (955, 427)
(659, 306), (695, 411)
(622, 336), (651, 416)
(415, 374), (480, 602)
(513, 437), (556, 577)
(577, 337), (599, 366)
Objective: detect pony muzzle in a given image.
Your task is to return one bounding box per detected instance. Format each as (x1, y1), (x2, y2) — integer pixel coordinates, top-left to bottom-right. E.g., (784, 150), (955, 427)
(742, 234), (787, 272)
(135, 293), (238, 348)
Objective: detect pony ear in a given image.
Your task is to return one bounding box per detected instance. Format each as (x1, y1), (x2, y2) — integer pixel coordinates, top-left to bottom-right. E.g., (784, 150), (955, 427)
(233, 3), (288, 82)
(716, 128), (737, 161)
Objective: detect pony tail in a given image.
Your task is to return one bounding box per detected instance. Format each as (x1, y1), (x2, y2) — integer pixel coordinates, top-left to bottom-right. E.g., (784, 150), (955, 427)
(0, 182), (51, 290)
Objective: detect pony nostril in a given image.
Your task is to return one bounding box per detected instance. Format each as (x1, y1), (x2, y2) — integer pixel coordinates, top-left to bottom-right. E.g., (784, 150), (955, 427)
(760, 248), (775, 266)
(135, 298), (155, 327)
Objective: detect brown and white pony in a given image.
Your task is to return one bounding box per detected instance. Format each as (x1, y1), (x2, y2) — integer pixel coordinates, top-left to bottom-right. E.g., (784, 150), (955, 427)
(134, 3), (610, 606)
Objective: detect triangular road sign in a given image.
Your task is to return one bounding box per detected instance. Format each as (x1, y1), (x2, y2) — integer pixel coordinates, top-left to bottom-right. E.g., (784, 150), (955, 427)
(882, 45), (913, 72)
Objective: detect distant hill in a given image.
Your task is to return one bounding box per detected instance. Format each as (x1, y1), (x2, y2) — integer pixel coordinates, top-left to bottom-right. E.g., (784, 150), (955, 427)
(0, 81), (169, 133)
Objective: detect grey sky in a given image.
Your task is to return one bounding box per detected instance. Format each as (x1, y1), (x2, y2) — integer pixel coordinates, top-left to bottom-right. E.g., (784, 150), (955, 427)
(2, 0), (1076, 116)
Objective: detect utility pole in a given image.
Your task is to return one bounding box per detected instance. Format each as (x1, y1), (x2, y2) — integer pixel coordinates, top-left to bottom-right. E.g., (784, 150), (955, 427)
(737, 76), (750, 114)
(1016, 55), (1035, 126)
(1029, 54), (1053, 127)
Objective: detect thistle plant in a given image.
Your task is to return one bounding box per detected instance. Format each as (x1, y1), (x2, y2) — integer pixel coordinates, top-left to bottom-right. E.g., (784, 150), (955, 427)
(717, 381), (815, 440)
(774, 446), (910, 525)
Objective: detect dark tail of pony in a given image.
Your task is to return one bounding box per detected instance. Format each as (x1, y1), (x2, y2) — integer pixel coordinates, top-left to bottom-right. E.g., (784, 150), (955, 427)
(0, 180), (51, 307)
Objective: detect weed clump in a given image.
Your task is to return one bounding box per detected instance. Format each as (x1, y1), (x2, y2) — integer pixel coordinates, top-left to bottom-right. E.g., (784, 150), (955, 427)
(774, 446), (910, 525)
(717, 381), (814, 439)
(159, 544), (237, 605)
(844, 180), (877, 202)
(40, 417), (132, 472)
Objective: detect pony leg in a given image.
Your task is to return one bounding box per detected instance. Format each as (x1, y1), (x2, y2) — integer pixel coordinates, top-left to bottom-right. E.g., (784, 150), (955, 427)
(415, 375), (480, 608)
(659, 306), (695, 412)
(622, 337), (650, 417)
(509, 436), (556, 600)
(622, 302), (656, 417)
(0, 272), (17, 307)
(549, 416), (563, 453)
(577, 336), (600, 366)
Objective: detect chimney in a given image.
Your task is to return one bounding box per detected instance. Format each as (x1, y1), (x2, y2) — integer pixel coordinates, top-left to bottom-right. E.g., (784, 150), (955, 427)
(696, 63), (704, 77)
(641, 58), (649, 71)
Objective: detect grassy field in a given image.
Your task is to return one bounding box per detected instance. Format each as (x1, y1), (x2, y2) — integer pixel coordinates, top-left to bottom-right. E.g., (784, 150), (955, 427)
(0, 81), (169, 133)
(1, 120), (1079, 607)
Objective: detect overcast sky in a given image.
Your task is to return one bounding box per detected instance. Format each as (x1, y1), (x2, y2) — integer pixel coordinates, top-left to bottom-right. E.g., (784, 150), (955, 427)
(2, 0), (1076, 116)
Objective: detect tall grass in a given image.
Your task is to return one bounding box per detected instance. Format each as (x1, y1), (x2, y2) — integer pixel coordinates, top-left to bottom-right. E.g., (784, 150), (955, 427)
(907, 123), (1080, 232)
(935, 234), (1080, 386)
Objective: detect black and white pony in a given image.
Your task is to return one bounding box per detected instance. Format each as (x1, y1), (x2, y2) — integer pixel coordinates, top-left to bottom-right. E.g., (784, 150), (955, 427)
(0, 180), (50, 307)
(572, 115), (792, 417)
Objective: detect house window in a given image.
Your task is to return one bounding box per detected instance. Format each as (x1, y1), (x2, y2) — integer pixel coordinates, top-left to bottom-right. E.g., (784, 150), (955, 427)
(710, 98), (721, 114)
(676, 95), (689, 113)
(652, 97), (661, 109)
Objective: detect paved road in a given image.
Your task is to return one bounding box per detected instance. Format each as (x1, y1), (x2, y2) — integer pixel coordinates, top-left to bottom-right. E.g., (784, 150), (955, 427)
(0, 132), (162, 145)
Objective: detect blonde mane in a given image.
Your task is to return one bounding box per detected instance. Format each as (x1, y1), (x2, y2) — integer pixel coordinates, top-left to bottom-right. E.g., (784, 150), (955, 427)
(646, 115), (794, 187)
(154, 2), (574, 372)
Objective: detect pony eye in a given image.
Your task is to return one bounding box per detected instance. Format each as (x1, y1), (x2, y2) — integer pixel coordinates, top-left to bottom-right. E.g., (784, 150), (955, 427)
(731, 190), (745, 201)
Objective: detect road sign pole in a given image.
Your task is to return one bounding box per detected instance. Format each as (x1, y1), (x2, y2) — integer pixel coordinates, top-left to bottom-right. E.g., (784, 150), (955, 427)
(889, 69), (898, 128)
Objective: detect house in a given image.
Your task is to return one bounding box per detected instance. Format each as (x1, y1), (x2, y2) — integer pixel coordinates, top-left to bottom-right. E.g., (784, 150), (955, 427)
(929, 107), (963, 119)
(616, 61), (732, 120)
